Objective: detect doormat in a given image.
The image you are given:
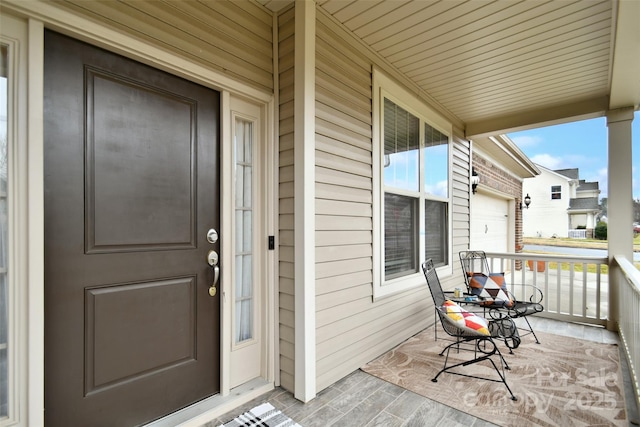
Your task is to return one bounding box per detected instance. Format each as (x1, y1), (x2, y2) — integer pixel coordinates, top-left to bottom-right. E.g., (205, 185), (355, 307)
(218, 402), (301, 427)
(362, 329), (627, 427)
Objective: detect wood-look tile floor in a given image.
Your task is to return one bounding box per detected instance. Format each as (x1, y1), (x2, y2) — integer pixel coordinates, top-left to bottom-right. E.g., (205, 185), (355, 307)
(205, 318), (639, 427)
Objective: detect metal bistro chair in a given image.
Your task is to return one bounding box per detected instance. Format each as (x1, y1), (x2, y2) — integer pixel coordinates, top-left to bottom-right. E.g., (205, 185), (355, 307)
(459, 250), (544, 344)
(422, 259), (517, 401)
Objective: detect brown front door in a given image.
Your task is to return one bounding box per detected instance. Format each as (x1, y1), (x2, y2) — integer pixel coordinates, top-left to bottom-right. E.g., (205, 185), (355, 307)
(44, 30), (220, 427)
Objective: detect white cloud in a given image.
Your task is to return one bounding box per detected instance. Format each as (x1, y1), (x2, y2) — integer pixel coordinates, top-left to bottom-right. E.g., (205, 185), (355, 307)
(530, 153), (564, 170)
(511, 135), (543, 148)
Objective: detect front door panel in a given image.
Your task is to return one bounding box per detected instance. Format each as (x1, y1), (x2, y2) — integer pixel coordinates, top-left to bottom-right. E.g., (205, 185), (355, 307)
(44, 30), (220, 427)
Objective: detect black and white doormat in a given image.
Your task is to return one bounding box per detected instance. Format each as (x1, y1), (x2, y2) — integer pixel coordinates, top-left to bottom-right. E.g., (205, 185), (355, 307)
(219, 402), (302, 427)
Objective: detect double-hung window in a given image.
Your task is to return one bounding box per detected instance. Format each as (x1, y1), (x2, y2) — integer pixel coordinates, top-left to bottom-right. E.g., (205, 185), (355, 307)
(374, 70), (452, 298)
(551, 185), (562, 199)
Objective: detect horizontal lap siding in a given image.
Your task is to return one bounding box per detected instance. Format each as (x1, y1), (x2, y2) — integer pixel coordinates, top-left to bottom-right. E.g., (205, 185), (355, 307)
(452, 138), (472, 281)
(57, 0), (274, 92)
(315, 17), (430, 392)
(278, 7), (296, 392)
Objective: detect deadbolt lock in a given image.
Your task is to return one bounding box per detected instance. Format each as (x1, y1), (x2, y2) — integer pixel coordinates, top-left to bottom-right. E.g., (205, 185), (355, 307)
(207, 250), (218, 266)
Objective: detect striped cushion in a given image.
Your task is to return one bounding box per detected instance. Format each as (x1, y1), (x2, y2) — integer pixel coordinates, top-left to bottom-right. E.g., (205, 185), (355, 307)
(440, 300), (490, 336)
(467, 272), (514, 307)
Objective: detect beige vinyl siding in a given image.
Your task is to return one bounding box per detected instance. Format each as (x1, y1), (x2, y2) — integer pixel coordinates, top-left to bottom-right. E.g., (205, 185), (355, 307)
(277, 6), (296, 392)
(315, 15), (420, 391)
(54, 0), (274, 92)
(452, 138), (472, 278)
(313, 13), (474, 391)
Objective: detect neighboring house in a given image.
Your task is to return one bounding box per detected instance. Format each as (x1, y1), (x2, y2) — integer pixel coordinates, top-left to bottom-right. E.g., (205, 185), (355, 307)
(470, 135), (540, 253)
(0, 2), (638, 427)
(522, 165), (601, 238)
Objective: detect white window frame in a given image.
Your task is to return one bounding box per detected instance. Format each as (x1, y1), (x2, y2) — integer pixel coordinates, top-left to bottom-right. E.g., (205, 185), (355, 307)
(0, 13), (29, 427)
(372, 68), (453, 300)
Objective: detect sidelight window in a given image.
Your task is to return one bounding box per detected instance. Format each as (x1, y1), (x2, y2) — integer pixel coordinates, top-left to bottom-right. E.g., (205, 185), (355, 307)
(234, 117), (254, 344)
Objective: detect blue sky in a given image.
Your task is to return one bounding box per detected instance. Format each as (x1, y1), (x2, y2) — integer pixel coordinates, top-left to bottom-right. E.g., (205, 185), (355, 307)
(508, 111), (640, 200)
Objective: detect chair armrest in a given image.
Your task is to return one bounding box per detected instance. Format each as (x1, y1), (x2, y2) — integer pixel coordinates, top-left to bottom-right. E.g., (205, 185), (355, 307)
(505, 283), (543, 304)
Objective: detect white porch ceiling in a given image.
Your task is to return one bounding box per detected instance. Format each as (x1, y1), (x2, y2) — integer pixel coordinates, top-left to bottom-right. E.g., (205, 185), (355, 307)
(258, 0), (640, 137)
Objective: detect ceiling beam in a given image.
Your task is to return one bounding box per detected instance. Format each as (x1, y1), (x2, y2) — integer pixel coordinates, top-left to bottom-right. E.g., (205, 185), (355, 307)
(464, 96), (609, 138)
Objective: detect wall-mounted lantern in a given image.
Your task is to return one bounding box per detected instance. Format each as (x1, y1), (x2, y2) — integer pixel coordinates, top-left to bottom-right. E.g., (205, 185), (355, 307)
(471, 168), (480, 194)
(520, 193), (532, 209)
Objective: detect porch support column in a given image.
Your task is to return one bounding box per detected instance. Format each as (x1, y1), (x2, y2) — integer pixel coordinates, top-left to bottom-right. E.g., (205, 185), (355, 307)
(293, 0), (316, 402)
(606, 107), (634, 331)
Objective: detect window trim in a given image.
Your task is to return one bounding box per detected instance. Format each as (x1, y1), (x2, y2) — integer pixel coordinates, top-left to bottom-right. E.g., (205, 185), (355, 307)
(551, 185), (562, 200)
(0, 14), (29, 427)
(372, 68), (453, 300)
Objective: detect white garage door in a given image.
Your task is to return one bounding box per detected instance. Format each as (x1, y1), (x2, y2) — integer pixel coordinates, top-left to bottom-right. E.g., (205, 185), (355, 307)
(471, 193), (509, 253)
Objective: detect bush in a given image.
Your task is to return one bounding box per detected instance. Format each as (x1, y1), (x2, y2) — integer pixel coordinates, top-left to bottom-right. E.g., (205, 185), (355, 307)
(594, 221), (607, 240)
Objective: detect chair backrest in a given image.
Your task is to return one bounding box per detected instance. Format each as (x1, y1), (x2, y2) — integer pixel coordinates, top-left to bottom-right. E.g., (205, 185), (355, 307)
(423, 259), (470, 338)
(459, 250), (491, 291)
(422, 259), (446, 307)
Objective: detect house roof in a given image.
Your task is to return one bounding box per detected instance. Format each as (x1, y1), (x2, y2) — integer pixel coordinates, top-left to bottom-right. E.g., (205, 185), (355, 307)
(555, 169), (580, 180)
(578, 181), (600, 191)
(569, 197), (600, 211)
(533, 163), (580, 183)
(259, 0), (640, 137)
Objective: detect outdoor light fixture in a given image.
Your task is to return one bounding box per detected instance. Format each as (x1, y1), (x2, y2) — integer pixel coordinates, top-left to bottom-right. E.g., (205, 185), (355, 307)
(520, 193), (532, 209)
(470, 168), (480, 194)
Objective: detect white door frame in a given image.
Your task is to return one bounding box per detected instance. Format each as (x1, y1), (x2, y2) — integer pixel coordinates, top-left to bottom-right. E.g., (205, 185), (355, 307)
(1, 2), (278, 425)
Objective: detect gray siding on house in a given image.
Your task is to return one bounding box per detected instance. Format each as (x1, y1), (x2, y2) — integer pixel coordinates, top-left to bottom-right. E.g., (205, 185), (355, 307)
(56, 0), (274, 92)
(277, 6), (296, 393)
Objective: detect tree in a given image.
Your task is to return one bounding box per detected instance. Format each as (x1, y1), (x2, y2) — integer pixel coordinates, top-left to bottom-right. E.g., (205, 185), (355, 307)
(599, 197), (607, 218)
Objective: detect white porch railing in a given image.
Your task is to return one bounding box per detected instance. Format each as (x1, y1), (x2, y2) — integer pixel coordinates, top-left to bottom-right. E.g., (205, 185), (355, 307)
(483, 251), (640, 408)
(483, 252), (608, 327)
(613, 255), (640, 411)
(568, 229), (587, 239)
